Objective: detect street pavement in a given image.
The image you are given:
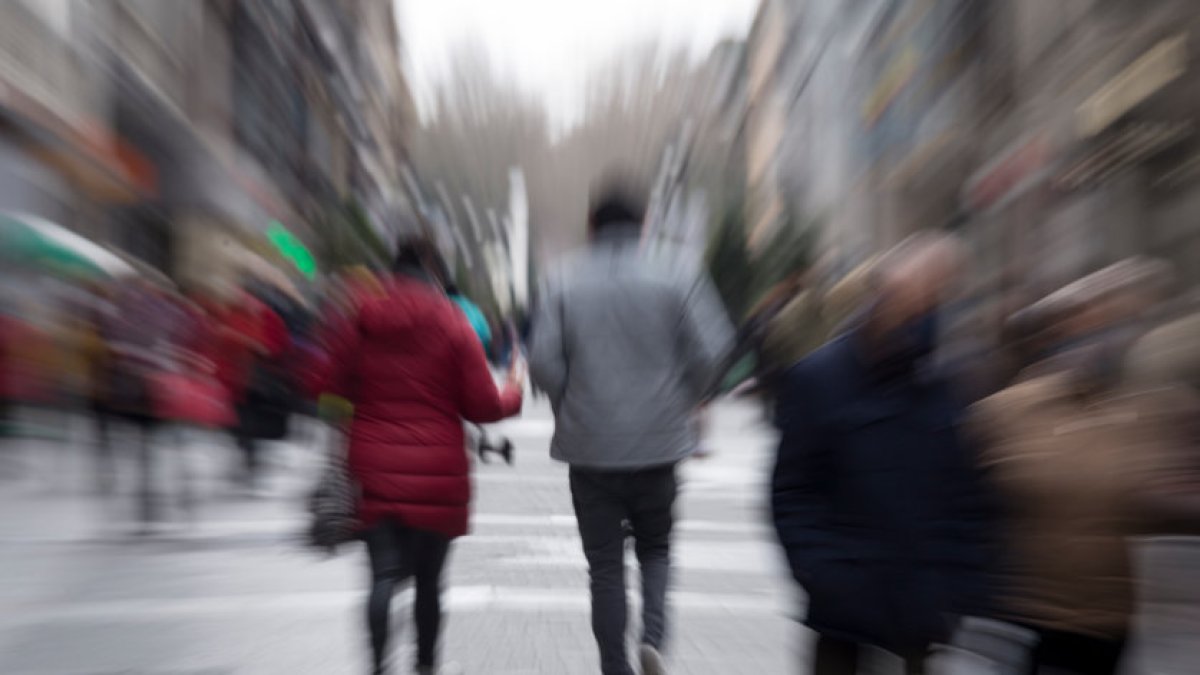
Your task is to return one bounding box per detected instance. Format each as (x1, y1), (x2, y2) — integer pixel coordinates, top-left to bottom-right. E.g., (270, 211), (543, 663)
(10, 401), (1190, 674)
(0, 399), (817, 675)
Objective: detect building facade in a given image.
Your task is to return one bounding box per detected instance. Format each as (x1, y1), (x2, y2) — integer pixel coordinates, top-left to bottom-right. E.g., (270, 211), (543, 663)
(743, 0), (1200, 308)
(0, 0), (418, 289)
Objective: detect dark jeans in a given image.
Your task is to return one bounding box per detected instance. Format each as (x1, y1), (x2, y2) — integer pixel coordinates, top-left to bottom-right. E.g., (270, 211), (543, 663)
(0, 399), (10, 478)
(232, 407), (260, 486)
(569, 463), (678, 675)
(813, 635), (928, 675)
(94, 406), (158, 524)
(234, 432), (259, 484)
(91, 403), (117, 495)
(364, 520), (452, 673)
(1025, 627), (1126, 675)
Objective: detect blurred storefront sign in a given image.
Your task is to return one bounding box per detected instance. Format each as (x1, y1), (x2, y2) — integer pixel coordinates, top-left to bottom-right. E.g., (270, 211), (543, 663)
(884, 74), (974, 191)
(0, 136), (68, 222)
(32, 124), (157, 203)
(110, 54), (313, 280)
(863, 45), (918, 127)
(0, 74), (155, 203)
(1056, 122), (1193, 191)
(266, 220), (316, 280)
(1077, 34), (1188, 139)
(859, 0), (979, 174)
(0, 9), (156, 204)
(963, 133), (1054, 213)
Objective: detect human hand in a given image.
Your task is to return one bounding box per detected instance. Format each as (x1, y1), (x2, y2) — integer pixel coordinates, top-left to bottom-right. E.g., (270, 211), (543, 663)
(507, 356), (526, 388)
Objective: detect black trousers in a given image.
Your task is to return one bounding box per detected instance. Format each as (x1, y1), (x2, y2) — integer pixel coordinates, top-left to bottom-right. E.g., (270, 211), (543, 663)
(94, 405), (158, 523)
(234, 431), (259, 483)
(1025, 627), (1126, 675)
(813, 634), (928, 675)
(364, 519), (452, 672)
(569, 463), (678, 675)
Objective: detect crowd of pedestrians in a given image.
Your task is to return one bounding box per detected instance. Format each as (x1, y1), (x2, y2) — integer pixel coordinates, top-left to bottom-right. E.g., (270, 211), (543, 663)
(308, 180), (1200, 675)
(4, 179), (1200, 675)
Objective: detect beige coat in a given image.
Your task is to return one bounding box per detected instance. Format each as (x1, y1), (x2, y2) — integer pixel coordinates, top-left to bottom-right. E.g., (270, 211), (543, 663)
(971, 373), (1196, 638)
(1127, 311), (1200, 391)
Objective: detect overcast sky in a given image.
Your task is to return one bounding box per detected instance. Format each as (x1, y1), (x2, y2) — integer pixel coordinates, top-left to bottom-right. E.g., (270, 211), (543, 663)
(396, 0), (758, 129)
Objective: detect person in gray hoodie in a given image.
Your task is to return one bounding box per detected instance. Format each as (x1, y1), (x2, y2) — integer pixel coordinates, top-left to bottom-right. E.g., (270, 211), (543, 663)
(529, 184), (734, 675)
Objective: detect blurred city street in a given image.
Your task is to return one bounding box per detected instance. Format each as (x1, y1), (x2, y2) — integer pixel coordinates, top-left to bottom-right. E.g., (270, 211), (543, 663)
(0, 399), (802, 675)
(3, 1), (1200, 672)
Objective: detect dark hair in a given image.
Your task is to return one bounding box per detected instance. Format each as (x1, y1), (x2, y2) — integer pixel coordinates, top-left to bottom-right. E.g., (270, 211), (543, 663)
(392, 235), (435, 271)
(589, 182), (646, 235)
(444, 283), (461, 296)
(392, 235), (450, 287)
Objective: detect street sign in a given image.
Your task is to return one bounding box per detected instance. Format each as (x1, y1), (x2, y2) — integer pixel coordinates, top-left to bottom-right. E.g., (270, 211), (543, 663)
(266, 220), (316, 279)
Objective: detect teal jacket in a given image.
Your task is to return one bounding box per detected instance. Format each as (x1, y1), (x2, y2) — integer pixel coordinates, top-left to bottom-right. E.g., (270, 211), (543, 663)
(450, 294), (491, 352)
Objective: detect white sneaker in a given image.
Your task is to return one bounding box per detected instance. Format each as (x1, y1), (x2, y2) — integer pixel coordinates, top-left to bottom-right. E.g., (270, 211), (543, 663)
(639, 645), (667, 675)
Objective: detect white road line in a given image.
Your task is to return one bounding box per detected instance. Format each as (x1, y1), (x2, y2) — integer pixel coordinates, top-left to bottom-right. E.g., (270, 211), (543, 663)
(481, 536), (785, 575)
(0, 515), (771, 545)
(487, 419), (556, 434)
(96, 514), (767, 536)
(473, 513), (770, 535)
(7, 585), (791, 624)
(474, 472), (565, 484)
(475, 469), (770, 487)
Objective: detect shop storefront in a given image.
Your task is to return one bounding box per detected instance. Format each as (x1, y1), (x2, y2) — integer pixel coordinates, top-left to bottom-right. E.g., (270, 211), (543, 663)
(961, 16), (1200, 306)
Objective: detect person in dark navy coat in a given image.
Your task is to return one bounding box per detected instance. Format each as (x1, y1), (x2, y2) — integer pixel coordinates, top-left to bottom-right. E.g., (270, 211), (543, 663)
(771, 235), (996, 674)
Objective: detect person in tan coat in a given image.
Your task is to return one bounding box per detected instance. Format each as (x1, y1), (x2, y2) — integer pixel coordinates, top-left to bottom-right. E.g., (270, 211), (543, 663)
(1119, 290), (1200, 675)
(970, 259), (1197, 675)
(1125, 290), (1200, 393)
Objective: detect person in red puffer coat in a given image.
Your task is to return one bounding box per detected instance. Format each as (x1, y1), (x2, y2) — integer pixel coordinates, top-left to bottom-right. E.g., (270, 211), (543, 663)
(320, 237), (524, 675)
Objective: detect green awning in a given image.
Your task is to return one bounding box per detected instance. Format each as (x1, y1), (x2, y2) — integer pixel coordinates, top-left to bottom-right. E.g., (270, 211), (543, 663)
(0, 212), (134, 278)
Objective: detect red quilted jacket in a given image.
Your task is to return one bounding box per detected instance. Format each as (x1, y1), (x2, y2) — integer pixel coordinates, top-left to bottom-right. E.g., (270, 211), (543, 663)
(323, 276), (522, 538)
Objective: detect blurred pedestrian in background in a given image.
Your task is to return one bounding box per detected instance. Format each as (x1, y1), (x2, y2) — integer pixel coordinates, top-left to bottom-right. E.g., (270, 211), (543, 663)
(1122, 288), (1200, 675)
(1126, 289), (1200, 394)
(0, 301), (20, 472)
(529, 182), (734, 675)
(216, 283), (291, 493)
(445, 281), (513, 464)
(772, 234), (996, 675)
(93, 278), (192, 530)
(318, 236), (524, 675)
(81, 281), (118, 492)
(445, 283), (492, 354)
(970, 258), (1200, 675)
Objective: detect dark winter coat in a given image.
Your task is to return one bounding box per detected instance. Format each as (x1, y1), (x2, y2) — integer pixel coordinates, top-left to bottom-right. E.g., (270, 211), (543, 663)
(771, 332), (996, 652)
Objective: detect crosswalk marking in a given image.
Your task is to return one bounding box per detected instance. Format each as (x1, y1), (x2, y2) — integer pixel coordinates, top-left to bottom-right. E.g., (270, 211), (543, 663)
(0, 514), (772, 544)
(9, 585), (792, 623)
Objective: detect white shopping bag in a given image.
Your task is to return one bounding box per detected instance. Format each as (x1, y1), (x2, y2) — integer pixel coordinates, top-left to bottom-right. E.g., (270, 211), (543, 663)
(928, 617), (1038, 675)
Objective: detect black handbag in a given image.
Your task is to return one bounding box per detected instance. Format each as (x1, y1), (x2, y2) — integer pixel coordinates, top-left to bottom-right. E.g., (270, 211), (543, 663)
(305, 315), (363, 553)
(305, 432), (359, 553)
